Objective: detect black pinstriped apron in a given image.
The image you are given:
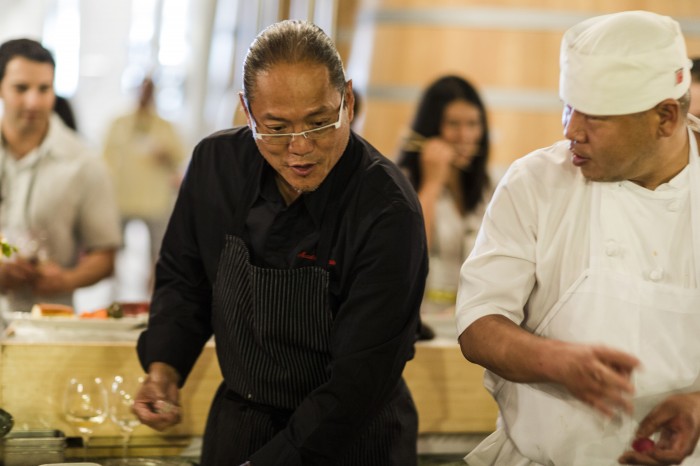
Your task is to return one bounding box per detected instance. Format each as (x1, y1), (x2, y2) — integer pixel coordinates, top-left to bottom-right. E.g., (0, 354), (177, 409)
(200, 164), (417, 465)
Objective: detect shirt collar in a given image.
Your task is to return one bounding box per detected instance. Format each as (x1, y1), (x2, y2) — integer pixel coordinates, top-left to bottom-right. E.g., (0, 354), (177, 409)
(300, 133), (359, 227)
(662, 163), (689, 191)
(0, 114), (67, 166)
(258, 134), (360, 227)
(37, 114), (70, 160)
(0, 135), (42, 172)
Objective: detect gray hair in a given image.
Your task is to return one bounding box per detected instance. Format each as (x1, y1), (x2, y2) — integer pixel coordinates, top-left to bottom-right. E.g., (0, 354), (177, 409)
(242, 20), (346, 102)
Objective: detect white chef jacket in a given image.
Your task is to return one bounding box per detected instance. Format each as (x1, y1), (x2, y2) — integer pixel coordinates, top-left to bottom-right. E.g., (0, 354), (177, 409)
(456, 138), (695, 337)
(455, 127), (699, 465)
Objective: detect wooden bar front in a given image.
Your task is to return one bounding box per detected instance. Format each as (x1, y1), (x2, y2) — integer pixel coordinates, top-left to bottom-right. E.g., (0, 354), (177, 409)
(0, 336), (497, 451)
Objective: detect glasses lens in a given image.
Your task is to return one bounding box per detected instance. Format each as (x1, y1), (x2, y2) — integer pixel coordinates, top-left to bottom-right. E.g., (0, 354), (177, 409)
(260, 134), (293, 145)
(305, 125), (336, 140)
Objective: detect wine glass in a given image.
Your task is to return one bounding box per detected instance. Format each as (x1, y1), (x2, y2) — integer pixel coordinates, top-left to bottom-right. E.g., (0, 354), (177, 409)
(63, 376), (108, 460)
(109, 375), (144, 462)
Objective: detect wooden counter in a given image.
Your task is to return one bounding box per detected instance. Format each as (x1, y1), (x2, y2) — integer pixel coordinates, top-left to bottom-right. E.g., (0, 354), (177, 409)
(0, 339), (220, 440)
(0, 335), (497, 448)
(405, 339), (498, 433)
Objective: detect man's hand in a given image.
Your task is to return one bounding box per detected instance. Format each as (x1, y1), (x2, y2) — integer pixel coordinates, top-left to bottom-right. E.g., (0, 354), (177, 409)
(460, 316), (640, 418)
(32, 261), (71, 295)
(0, 258), (39, 290)
(133, 362), (182, 431)
(33, 249), (115, 295)
(618, 392), (700, 465)
(553, 343), (639, 417)
(420, 138), (455, 189)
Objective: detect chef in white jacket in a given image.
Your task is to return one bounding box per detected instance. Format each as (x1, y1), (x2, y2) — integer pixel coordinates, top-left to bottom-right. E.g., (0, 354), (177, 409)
(456, 10), (700, 466)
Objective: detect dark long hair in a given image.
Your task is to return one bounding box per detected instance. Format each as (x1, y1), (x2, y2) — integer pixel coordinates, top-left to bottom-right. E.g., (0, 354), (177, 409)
(397, 75), (490, 212)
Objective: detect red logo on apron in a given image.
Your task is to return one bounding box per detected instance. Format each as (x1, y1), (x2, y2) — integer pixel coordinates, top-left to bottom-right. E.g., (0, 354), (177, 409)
(297, 251), (336, 266)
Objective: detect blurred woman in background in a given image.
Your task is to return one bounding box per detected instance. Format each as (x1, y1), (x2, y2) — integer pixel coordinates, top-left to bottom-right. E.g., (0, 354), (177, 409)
(397, 75), (493, 339)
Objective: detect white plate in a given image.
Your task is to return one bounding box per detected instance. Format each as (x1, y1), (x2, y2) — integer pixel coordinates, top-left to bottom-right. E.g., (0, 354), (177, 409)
(9, 314), (147, 332)
(101, 459), (192, 466)
(39, 464), (102, 466)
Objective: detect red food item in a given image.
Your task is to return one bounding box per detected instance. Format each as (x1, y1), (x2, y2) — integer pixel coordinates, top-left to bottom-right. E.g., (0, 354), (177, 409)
(80, 308), (108, 319)
(632, 437), (655, 453)
(107, 301), (150, 318)
(120, 301), (149, 316)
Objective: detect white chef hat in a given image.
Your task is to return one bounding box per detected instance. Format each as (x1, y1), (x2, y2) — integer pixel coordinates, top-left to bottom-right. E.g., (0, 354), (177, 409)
(559, 10), (692, 116)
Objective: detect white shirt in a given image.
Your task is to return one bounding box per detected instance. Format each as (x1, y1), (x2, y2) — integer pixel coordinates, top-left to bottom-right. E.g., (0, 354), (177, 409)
(455, 138), (695, 336)
(0, 115), (122, 312)
(425, 190), (488, 303)
(102, 109), (186, 219)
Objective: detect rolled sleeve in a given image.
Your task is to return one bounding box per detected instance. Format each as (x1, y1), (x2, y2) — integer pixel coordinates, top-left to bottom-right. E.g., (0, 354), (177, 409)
(455, 142), (594, 337)
(455, 163), (538, 336)
(77, 156), (122, 251)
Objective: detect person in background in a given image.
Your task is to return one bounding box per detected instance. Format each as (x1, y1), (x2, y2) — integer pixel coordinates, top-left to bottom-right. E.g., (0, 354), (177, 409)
(397, 75), (492, 339)
(689, 57), (700, 118)
(0, 39), (121, 321)
(132, 20), (427, 465)
(53, 95), (77, 131)
(102, 75), (186, 288)
(456, 11), (700, 465)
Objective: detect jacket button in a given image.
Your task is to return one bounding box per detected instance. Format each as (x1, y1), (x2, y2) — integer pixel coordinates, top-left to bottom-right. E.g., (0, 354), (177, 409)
(649, 268), (664, 281)
(605, 241), (619, 257)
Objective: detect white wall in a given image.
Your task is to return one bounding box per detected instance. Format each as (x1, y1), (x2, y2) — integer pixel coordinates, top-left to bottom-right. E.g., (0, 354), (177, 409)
(0, 0), (50, 42)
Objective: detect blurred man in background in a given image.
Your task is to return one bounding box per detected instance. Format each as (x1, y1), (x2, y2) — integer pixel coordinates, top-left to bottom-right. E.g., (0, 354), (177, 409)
(0, 38), (121, 321)
(102, 76), (185, 291)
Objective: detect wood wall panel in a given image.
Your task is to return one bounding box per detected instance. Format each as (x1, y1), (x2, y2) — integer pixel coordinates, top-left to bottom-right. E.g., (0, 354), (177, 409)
(363, 99), (564, 169)
(489, 110), (564, 168)
(374, 0), (699, 14)
(335, 0), (362, 65)
(366, 28), (561, 90)
(360, 100), (414, 160)
(348, 1), (700, 169)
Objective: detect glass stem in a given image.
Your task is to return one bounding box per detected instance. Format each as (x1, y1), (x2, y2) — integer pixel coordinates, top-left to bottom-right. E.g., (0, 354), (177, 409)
(82, 435), (90, 461)
(122, 432), (131, 459)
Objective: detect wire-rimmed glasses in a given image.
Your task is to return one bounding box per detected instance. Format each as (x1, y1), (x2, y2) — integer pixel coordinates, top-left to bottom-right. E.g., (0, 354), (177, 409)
(246, 95), (345, 145)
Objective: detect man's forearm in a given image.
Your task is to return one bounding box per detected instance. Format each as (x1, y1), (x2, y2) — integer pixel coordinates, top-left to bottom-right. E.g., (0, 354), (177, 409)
(64, 248), (116, 290)
(458, 314), (563, 384)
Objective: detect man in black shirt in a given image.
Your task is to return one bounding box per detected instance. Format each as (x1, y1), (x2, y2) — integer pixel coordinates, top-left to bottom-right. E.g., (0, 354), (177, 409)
(133, 20), (428, 466)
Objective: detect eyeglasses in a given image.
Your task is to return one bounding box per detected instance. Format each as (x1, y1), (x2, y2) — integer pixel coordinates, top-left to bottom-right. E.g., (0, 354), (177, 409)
(247, 95), (345, 145)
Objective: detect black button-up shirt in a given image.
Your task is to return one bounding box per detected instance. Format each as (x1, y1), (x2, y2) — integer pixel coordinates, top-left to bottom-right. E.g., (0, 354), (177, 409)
(138, 126), (428, 463)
